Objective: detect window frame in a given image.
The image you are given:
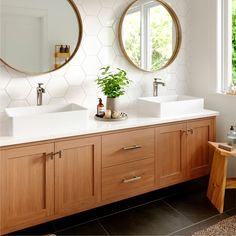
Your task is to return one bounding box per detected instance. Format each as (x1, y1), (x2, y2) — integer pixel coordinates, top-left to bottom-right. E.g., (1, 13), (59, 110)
(219, 0), (232, 92)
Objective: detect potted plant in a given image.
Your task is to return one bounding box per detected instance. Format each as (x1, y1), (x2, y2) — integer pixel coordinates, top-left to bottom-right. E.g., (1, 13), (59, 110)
(96, 66), (132, 112)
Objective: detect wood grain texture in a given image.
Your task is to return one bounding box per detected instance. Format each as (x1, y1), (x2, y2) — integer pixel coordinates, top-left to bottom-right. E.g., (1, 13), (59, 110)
(187, 119), (214, 178)
(156, 123), (187, 187)
(1, 143), (54, 233)
(102, 128), (155, 167)
(207, 150), (228, 213)
(55, 136), (101, 216)
(102, 158), (155, 201)
(207, 142), (236, 213)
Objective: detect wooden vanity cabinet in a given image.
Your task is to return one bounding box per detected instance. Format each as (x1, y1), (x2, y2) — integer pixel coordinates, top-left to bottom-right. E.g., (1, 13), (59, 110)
(54, 136), (101, 216)
(0, 143), (55, 234)
(0, 116), (216, 235)
(186, 118), (215, 178)
(156, 117), (215, 188)
(101, 128), (155, 201)
(156, 123), (187, 187)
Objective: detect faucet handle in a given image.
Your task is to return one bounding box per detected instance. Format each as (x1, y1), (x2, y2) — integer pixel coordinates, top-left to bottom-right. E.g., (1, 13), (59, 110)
(38, 83), (44, 87)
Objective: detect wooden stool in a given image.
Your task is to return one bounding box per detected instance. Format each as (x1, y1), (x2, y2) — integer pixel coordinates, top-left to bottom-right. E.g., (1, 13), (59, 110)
(207, 142), (236, 213)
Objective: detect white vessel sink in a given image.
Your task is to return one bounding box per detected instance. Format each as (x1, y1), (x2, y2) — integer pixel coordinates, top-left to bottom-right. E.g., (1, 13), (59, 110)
(5, 103), (89, 136)
(137, 95), (204, 118)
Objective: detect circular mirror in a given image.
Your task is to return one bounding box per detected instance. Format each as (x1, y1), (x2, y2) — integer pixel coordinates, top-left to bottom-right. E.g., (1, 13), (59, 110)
(0, 0), (82, 74)
(119, 0), (181, 72)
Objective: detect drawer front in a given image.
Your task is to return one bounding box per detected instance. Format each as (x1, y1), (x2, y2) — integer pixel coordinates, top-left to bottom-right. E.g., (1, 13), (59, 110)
(102, 128), (155, 167)
(102, 158), (155, 201)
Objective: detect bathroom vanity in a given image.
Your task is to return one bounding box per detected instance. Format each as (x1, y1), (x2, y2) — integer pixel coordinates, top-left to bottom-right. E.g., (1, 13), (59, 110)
(0, 111), (217, 234)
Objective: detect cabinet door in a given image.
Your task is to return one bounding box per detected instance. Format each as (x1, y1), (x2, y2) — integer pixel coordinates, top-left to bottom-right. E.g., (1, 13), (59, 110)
(55, 136), (101, 216)
(156, 123), (187, 187)
(187, 118), (215, 178)
(1, 143), (54, 233)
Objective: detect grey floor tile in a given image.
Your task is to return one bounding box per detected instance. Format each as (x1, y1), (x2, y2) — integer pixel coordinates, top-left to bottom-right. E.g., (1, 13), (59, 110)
(100, 200), (193, 235)
(57, 220), (108, 235)
(164, 191), (219, 223)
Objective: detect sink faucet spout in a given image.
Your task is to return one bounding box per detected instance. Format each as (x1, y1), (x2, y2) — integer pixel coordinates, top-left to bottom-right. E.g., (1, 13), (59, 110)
(153, 78), (165, 96)
(36, 83), (45, 106)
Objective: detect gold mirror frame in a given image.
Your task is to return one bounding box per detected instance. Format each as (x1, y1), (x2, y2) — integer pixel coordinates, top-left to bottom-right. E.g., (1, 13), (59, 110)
(118, 0), (182, 72)
(0, 0), (83, 75)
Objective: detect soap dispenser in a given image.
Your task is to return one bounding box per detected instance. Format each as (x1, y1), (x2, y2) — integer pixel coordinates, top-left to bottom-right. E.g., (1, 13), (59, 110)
(227, 126), (236, 147)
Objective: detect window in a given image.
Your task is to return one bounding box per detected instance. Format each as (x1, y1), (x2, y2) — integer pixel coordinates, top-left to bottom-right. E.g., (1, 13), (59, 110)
(221, 0), (236, 91)
(123, 0), (174, 71)
(232, 0), (236, 83)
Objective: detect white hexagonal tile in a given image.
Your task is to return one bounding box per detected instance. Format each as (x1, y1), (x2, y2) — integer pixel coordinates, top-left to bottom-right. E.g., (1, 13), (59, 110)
(69, 48), (86, 66)
(0, 90), (11, 111)
(47, 77), (69, 98)
(5, 67), (26, 79)
(27, 88), (50, 106)
(166, 73), (177, 90)
(98, 28), (115, 46)
(112, 39), (123, 56)
(81, 1), (101, 16)
(98, 8), (115, 27)
(27, 73), (51, 87)
(82, 36), (102, 55)
(82, 77), (99, 96)
(98, 47), (116, 65)
(6, 78), (32, 100)
(83, 16), (102, 36)
(9, 100), (29, 108)
(65, 86), (86, 104)
(50, 64), (69, 77)
(82, 56), (102, 75)
(65, 66), (86, 86)
(0, 66), (11, 89)
(113, 0), (130, 18)
(82, 95), (99, 112)
(100, 0), (116, 8)
(49, 98), (67, 105)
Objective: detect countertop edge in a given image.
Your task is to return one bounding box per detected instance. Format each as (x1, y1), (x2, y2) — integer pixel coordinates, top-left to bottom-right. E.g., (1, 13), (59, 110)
(0, 110), (219, 148)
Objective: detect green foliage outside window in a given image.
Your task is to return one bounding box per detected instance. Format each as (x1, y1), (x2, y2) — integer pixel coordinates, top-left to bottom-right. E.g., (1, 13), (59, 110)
(233, 0), (236, 84)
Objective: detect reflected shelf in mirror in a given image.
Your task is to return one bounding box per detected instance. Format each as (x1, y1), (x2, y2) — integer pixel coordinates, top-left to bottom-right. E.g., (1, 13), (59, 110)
(0, 0), (83, 75)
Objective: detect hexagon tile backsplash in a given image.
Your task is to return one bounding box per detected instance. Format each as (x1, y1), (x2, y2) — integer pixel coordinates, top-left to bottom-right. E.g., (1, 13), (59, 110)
(0, 0), (190, 113)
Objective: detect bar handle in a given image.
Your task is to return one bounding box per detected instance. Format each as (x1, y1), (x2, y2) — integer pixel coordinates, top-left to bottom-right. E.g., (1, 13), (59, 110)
(122, 176), (142, 184)
(123, 145), (142, 151)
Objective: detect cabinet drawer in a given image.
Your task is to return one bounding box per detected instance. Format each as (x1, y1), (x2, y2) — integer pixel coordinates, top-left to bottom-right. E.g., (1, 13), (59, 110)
(102, 158), (155, 201)
(102, 128), (154, 167)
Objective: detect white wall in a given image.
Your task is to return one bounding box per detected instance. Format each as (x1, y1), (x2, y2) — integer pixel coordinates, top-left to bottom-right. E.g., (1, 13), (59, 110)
(0, 0), (190, 112)
(188, 0), (236, 175)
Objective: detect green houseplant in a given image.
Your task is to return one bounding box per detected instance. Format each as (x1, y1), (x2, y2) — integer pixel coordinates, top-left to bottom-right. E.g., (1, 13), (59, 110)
(96, 66), (132, 111)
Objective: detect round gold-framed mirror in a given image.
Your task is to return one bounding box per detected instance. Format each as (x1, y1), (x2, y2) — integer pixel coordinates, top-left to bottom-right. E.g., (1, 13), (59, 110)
(119, 0), (181, 72)
(0, 0), (83, 75)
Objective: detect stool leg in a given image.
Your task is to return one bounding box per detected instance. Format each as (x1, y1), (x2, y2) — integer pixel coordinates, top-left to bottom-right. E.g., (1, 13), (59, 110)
(207, 150), (228, 213)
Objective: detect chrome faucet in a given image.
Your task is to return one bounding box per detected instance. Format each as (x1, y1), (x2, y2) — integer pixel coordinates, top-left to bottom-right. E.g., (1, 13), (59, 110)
(36, 83), (45, 106)
(153, 78), (165, 96)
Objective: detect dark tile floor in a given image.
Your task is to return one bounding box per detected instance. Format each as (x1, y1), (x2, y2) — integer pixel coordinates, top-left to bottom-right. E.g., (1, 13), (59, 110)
(11, 177), (236, 236)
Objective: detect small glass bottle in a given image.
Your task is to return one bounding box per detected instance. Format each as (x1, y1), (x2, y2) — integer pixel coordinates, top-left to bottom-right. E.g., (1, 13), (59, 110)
(227, 126), (236, 147)
(97, 98), (105, 118)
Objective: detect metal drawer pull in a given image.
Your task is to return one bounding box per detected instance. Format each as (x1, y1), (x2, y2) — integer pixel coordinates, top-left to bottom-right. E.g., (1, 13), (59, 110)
(123, 145), (142, 150)
(122, 176), (142, 183)
(54, 151), (62, 158)
(46, 152), (54, 160)
(187, 129), (194, 135)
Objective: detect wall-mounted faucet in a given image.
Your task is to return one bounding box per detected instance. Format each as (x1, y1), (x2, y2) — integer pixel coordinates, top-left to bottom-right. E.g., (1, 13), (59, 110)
(36, 83), (45, 106)
(153, 78), (165, 96)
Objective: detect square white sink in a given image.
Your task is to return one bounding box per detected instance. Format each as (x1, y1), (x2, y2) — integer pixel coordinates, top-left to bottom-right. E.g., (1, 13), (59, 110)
(137, 95), (204, 117)
(5, 103), (89, 136)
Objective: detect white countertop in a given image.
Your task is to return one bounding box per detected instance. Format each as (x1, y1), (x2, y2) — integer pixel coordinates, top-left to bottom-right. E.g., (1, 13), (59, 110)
(0, 110), (219, 148)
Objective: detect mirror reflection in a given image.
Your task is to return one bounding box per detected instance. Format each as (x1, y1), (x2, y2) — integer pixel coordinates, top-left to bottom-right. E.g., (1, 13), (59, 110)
(119, 0), (181, 72)
(0, 0), (82, 74)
